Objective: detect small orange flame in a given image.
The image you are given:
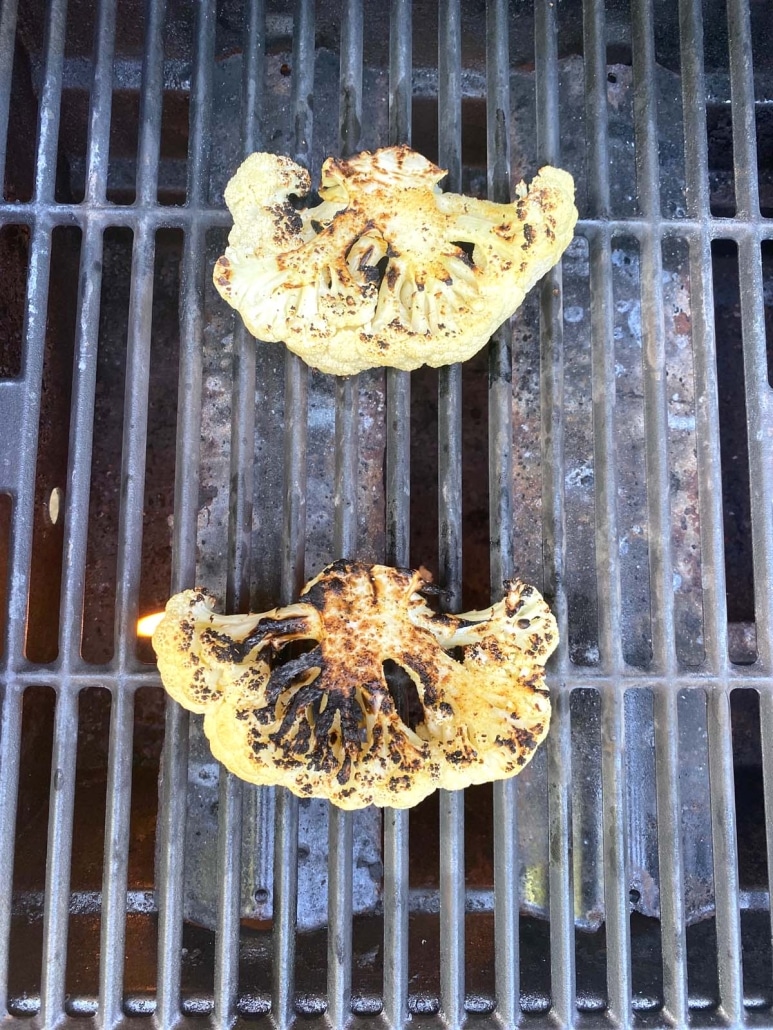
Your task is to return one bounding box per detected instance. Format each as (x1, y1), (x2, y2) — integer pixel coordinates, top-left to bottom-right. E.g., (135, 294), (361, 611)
(137, 611), (164, 638)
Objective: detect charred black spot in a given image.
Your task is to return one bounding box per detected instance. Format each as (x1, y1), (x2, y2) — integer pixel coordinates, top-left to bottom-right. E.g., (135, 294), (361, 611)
(511, 725), (537, 750)
(240, 614), (314, 654)
(386, 264), (400, 289)
(383, 660), (425, 731)
(451, 240), (476, 267)
(517, 618), (531, 630)
(310, 218), (324, 234)
(438, 702), (454, 718)
(337, 753), (352, 785)
(403, 654), (438, 705)
(445, 749), (470, 765)
(201, 628), (244, 664)
(522, 223), (536, 248)
(495, 735), (519, 755)
(389, 774), (412, 792)
(516, 200), (528, 221)
(485, 639), (504, 661)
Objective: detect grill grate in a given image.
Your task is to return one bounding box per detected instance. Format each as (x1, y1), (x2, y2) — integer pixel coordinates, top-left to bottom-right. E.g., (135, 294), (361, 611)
(1, 0), (773, 1025)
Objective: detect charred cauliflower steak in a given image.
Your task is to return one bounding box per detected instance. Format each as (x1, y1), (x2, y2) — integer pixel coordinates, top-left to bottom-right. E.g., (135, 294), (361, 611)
(213, 146), (577, 375)
(152, 561), (558, 809)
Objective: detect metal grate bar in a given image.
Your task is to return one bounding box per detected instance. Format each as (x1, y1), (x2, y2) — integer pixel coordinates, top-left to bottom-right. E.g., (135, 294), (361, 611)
(83, 0), (116, 204)
(157, 1), (216, 1023)
(760, 691), (773, 999)
(653, 686), (688, 1025)
(0, 0), (19, 195)
(600, 688), (631, 1025)
(42, 74), (112, 1008)
(726, 0), (773, 668)
(631, 2), (690, 1023)
(9, 204), (773, 241)
(583, 6), (623, 675)
(534, 2), (576, 1023)
(57, 219), (103, 666)
(4, 2), (69, 1013)
(711, 0), (754, 1017)
(9, 664), (773, 693)
(272, 785), (299, 1030)
(726, 0), (773, 674)
(383, 5), (412, 1026)
(736, 236), (773, 669)
(385, 0), (412, 570)
(677, 10), (746, 1002)
(332, 0), (362, 564)
(583, 5), (631, 1016)
(214, 771), (243, 1025)
(727, 0), (761, 222)
(679, 0), (728, 673)
(0, 688), (22, 1017)
(225, 0), (263, 618)
(98, 3), (167, 1005)
(97, 687), (134, 1026)
(485, 1), (520, 1023)
(327, 5), (361, 1026)
(437, 2), (465, 1027)
(327, 805), (353, 1030)
(215, 3), (266, 1022)
(631, 0), (676, 675)
(0, 0), (65, 996)
(40, 689), (79, 1024)
(60, 0), (118, 666)
(707, 689), (743, 1023)
(134, 0), (166, 208)
(273, 4), (315, 1025)
(33, 0), (68, 204)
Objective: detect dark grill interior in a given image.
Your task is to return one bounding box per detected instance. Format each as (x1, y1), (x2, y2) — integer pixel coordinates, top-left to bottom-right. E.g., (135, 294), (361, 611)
(1, 0), (773, 1025)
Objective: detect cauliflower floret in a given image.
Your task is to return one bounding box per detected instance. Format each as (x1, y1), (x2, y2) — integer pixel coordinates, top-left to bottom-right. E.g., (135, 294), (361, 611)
(152, 561), (558, 810)
(213, 146), (577, 375)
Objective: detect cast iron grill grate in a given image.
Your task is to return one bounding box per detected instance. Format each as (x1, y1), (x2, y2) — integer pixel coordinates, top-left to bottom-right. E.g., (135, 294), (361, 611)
(0, 0), (772, 1026)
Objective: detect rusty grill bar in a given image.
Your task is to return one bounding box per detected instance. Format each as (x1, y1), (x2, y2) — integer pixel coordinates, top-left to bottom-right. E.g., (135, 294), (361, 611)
(1, 0), (773, 1025)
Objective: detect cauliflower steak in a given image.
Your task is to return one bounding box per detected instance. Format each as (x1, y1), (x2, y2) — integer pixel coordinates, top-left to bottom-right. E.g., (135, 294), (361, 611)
(152, 561), (557, 809)
(214, 146), (577, 375)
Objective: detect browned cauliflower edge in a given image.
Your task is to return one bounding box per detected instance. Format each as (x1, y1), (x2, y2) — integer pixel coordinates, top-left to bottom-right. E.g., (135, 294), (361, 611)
(152, 561), (558, 809)
(213, 145), (577, 376)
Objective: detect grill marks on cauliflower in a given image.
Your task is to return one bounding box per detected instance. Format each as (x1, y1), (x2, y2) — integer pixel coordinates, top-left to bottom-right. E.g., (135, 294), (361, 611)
(152, 561), (558, 810)
(213, 146), (577, 375)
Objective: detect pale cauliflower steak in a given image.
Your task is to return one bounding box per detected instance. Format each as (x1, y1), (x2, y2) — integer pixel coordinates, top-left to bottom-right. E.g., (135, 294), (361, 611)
(213, 146), (577, 375)
(152, 560), (557, 809)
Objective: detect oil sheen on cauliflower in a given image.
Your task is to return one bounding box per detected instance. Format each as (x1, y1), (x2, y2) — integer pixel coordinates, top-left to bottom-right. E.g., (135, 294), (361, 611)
(213, 146), (577, 375)
(152, 561), (558, 810)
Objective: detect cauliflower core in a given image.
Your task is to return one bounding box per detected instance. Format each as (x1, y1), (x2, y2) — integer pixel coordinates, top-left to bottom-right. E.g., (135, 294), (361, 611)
(213, 146), (577, 375)
(152, 561), (557, 809)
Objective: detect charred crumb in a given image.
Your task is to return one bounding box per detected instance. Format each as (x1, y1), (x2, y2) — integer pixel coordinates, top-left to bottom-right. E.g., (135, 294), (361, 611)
(389, 774), (412, 792)
(522, 223), (535, 248)
(495, 735), (521, 756)
(445, 749), (470, 766)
